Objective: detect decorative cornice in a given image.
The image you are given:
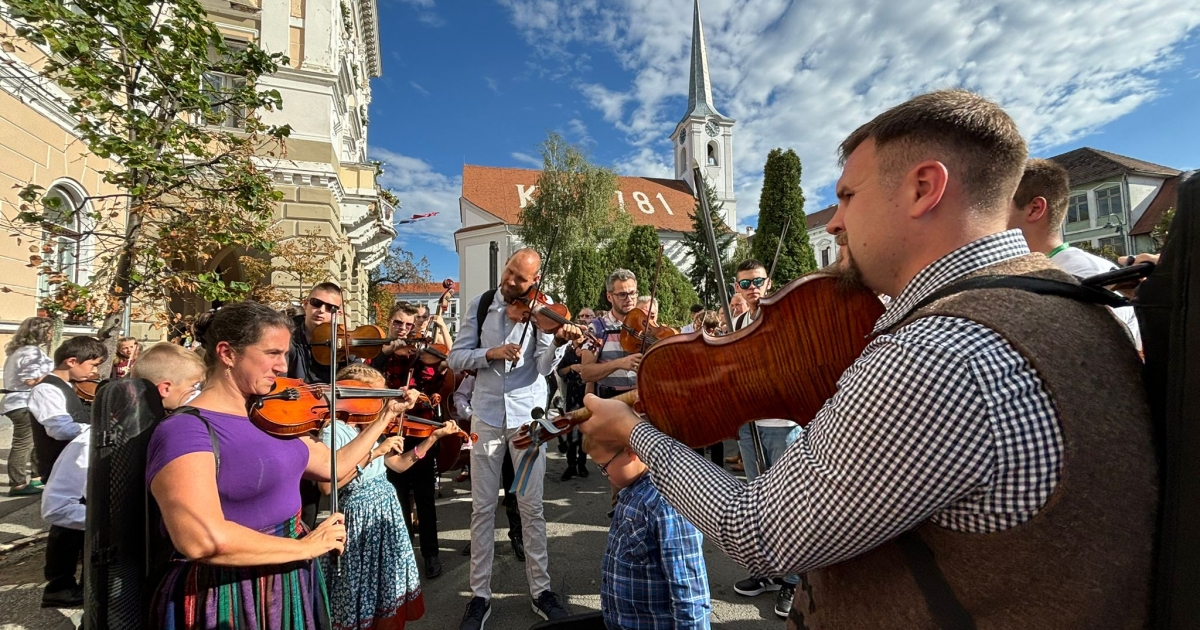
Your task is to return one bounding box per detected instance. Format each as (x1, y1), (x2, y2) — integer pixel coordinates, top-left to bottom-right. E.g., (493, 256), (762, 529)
(358, 0), (382, 78)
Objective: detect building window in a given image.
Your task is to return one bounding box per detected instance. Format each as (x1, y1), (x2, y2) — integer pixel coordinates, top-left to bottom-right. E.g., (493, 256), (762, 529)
(1066, 193), (1089, 228)
(706, 142), (718, 166)
(821, 247), (831, 268)
(1095, 185), (1123, 221)
(1098, 236), (1127, 257)
(202, 72), (247, 128)
(38, 185), (85, 297)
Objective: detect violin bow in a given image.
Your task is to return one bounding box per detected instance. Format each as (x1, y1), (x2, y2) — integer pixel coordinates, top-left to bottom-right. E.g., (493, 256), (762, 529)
(510, 226), (558, 372)
(692, 163), (769, 475)
(641, 243), (665, 354)
(326, 308), (341, 575)
(767, 215), (792, 285)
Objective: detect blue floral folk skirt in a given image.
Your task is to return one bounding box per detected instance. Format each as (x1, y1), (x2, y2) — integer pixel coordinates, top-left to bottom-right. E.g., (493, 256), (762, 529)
(321, 475), (425, 630)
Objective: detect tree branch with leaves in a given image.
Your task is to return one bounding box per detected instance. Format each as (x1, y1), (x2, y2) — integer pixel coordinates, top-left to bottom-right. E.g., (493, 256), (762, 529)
(0, 0), (291, 349)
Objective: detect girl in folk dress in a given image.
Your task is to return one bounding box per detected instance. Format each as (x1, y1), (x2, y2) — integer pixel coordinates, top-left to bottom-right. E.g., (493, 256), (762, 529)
(319, 363), (460, 630)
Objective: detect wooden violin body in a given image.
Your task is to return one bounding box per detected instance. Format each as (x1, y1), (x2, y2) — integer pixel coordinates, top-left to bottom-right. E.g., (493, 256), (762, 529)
(513, 274), (884, 449)
(507, 288), (603, 350)
(311, 323), (390, 364)
(619, 307), (678, 354)
(248, 377), (410, 436)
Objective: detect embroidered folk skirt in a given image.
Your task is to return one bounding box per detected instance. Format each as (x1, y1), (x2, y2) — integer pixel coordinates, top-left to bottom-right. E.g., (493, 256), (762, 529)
(151, 513), (330, 630)
(321, 475), (425, 630)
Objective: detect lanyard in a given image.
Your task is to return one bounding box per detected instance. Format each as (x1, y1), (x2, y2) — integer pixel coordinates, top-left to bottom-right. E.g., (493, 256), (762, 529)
(1047, 243), (1069, 259)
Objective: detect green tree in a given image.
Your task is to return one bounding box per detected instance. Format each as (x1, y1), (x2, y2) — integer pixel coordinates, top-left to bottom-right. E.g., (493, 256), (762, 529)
(1074, 240), (1121, 263)
(0, 0), (291, 351)
(615, 226), (699, 326)
(563, 245), (611, 315)
(752, 148), (816, 285)
(517, 132), (630, 293)
(1152, 207), (1175, 252)
(681, 183), (734, 307)
(367, 246), (432, 325)
(724, 234), (755, 282)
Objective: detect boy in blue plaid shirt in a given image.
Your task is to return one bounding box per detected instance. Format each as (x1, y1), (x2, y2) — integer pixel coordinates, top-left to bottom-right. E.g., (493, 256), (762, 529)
(585, 434), (711, 629)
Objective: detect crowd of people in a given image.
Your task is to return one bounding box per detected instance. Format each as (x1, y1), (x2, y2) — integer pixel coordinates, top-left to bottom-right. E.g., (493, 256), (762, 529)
(0, 88), (1166, 630)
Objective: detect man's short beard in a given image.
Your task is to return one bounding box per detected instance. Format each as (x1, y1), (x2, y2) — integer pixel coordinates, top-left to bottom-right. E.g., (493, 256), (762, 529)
(829, 235), (867, 292)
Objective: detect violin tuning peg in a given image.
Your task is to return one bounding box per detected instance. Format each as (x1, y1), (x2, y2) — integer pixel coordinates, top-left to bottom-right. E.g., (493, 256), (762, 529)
(531, 407), (545, 420)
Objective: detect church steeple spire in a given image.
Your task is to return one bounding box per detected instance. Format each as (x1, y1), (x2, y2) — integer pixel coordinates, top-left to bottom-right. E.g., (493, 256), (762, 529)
(680, 0), (726, 125)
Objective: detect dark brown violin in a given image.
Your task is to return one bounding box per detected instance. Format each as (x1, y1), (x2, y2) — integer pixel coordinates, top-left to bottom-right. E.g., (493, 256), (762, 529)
(618, 307), (679, 354)
(248, 377), (413, 436)
(513, 274), (884, 449)
(311, 323), (440, 365)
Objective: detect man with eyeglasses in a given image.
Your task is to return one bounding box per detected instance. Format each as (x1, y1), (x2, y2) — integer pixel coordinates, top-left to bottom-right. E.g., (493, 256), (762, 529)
(577, 269), (643, 399)
(728, 259), (804, 614)
(367, 301), (452, 579)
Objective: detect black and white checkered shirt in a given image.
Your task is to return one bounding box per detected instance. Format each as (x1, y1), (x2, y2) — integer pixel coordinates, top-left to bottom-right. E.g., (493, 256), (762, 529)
(631, 230), (1063, 578)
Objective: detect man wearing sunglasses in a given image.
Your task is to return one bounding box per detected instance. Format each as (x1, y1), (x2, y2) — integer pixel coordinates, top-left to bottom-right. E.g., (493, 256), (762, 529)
(726, 259), (804, 614)
(287, 282), (358, 528)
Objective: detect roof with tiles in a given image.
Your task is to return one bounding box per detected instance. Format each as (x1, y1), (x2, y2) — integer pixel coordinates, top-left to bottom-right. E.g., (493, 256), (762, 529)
(1130, 174), (1181, 236)
(1049, 147), (1182, 187)
(805, 204), (838, 231)
(461, 165), (699, 232)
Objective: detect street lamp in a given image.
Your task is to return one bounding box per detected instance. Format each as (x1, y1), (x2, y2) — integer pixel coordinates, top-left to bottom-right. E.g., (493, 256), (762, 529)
(1103, 213), (1128, 255)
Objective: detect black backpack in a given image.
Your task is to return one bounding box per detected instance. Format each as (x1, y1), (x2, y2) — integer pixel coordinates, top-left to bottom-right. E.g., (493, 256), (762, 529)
(83, 378), (219, 630)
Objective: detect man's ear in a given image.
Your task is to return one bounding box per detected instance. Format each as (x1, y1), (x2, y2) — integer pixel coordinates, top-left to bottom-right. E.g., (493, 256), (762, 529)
(1026, 197), (1049, 224)
(905, 160), (950, 219)
(156, 380), (172, 401)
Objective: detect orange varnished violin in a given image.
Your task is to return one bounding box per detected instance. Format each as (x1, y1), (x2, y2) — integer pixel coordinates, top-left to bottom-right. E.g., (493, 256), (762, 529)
(513, 273), (884, 449)
(618, 307), (679, 354)
(247, 377), (413, 437)
(73, 379), (102, 403)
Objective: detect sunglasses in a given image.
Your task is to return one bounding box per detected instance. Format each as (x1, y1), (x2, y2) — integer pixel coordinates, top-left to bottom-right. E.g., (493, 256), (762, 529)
(736, 277), (768, 290)
(597, 450), (623, 477)
(307, 297), (341, 314)
(391, 319), (414, 328)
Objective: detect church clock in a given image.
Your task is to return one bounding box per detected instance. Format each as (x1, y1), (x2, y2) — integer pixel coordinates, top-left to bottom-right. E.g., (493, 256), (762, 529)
(680, 129), (687, 143)
(705, 121), (719, 137)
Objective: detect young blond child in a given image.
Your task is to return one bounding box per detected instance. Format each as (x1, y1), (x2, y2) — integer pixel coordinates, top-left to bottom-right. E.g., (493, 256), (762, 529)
(584, 434), (712, 629)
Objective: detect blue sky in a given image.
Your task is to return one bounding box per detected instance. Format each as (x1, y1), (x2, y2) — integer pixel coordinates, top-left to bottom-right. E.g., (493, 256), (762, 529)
(368, 0), (1200, 281)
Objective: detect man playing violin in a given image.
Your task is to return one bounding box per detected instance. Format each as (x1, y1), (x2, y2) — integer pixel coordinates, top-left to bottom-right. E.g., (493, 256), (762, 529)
(580, 89), (1157, 628)
(448, 248), (584, 629)
(287, 281), (359, 528)
(577, 269), (643, 399)
(372, 301), (451, 579)
(728, 258), (803, 615)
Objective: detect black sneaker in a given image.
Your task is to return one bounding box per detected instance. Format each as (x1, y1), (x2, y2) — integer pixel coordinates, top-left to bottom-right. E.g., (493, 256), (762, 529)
(734, 576), (783, 597)
(41, 585), (83, 608)
(774, 585), (795, 618)
(532, 589), (570, 621)
(425, 555), (443, 579)
(560, 467), (576, 481)
(510, 535), (526, 562)
(460, 596), (491, 630)
(577, 463), (589, 478)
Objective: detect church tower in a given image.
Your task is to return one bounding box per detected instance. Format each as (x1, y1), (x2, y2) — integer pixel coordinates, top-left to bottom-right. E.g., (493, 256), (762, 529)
(672, 0), (736, 229)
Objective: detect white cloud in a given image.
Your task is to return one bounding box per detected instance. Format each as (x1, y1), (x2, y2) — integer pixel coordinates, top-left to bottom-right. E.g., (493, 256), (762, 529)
(613, 146), (673, 179)
(511, 151), (544, 167)
(370, 147), (462, 252)
(409, 81), (430, 97)
(499, 0), (1200, 225)
(485, 76), (501, 93)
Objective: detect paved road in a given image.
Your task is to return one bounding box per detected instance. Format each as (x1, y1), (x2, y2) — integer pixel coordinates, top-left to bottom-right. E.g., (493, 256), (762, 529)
(0, 416), (784, 629)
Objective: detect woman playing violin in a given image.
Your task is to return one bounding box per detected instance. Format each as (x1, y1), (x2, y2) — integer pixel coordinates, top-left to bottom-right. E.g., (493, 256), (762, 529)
(146, 301), (397, 630)
(318, 363), (460, 630)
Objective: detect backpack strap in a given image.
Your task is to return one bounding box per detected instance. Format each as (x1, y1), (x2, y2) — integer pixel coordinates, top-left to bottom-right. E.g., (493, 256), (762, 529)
(475, 289), (497, 348)
(168, 406), (220, 475)
(911, 274), (1129, 314)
